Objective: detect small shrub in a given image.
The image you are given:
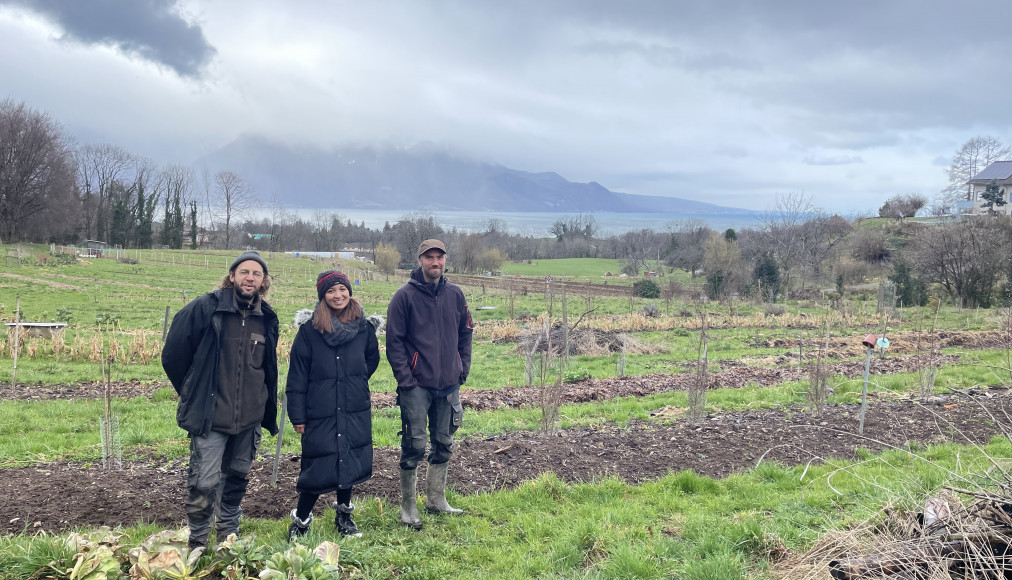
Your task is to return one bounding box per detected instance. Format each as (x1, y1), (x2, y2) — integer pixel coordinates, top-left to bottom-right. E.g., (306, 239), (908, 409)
(55, 306), (73, 323)
(47, 253), (78, 266)
(763, 304), (786, 316)
(639, 302), (660, 318)
(632, 279), (660, 298)
(563, 367), (591, 383)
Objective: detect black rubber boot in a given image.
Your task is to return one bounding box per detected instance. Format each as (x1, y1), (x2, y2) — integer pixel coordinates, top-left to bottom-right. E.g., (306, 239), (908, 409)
(334, 503), (362, 538)
(288, 509), (313, 542)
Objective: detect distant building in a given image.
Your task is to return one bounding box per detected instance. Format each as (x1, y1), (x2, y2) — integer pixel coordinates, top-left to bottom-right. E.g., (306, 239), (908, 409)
(966, 161), (1012, 215)
(78, 240), (107, 257)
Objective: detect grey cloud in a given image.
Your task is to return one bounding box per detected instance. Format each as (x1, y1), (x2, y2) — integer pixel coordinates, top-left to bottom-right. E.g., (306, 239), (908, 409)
(713, 145), (748, 159)
(802, 155), (864, 166)
(2, 0), (215, 78)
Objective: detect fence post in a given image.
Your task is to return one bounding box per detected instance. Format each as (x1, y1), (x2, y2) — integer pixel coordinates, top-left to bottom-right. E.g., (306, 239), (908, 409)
(162, 305), (171, 341)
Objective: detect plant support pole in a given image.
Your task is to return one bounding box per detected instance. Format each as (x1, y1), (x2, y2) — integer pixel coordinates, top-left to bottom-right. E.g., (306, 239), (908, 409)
(272, 393), (287, 486)
(11, 296), (19, 389)
(162, 305), (171, 341)
(859, 346), (872, 434)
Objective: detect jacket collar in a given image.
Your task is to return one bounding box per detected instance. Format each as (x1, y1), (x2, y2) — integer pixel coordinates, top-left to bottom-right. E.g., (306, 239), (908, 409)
(213, 287), (264, 316)
(409, 267), (445, 295)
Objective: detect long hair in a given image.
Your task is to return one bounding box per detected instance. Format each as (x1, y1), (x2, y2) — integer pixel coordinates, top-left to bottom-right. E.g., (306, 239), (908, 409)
(312, 296), (364, 333)
(218, 272), (271, 298)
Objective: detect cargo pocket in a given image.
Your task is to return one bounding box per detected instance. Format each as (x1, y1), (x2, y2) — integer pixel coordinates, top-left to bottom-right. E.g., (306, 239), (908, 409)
(449, 390), (463, 435)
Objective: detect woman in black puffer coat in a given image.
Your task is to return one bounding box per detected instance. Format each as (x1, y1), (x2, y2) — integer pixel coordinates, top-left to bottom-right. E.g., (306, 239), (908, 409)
(285, 271), (379, 540)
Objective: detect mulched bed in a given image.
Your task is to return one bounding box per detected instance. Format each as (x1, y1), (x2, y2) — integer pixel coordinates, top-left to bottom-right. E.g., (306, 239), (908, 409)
(1, 388), (1008, 535)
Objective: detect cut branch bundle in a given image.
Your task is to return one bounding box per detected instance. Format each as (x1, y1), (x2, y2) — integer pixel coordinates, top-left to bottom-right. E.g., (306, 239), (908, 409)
(823, 488), (1012, 579)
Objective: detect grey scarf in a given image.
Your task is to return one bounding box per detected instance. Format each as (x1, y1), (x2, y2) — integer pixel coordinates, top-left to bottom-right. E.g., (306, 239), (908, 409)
(322, 316), (360, 346)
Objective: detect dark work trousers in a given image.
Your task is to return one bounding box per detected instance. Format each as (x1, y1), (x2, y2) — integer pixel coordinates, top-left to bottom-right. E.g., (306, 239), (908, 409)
(185, 427), (261, 545)
(398, 385), (461, 471)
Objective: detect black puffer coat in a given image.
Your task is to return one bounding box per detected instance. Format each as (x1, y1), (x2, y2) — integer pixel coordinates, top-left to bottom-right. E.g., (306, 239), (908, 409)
(285, 316), (379, 494)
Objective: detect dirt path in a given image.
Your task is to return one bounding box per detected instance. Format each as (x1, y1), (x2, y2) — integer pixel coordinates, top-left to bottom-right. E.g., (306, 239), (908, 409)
(0, 271), (182, 292)
(0, 389), (1007, 535)
(0, 272), (79, 290)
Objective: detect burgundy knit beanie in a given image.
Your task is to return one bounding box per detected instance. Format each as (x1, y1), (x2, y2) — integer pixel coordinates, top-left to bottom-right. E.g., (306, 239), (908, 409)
(316, 270), (352, 300)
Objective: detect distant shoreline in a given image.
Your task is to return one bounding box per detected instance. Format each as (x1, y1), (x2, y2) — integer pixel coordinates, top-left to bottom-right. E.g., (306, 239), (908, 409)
(252, 208), (762, 236)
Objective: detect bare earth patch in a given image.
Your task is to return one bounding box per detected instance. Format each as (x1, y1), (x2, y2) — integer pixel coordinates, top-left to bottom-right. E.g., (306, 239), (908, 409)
(2, 352), (960, 412)
(0, 386), (1008, 536)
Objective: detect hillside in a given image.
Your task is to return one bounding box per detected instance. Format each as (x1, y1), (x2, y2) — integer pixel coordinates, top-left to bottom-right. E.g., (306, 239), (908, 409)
(194, 135), (750, 214)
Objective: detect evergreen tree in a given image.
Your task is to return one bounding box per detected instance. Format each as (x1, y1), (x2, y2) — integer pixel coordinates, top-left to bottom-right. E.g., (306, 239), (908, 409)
(160, 193), (173, 247)
(134, 181), (158, 249)
(889, 260), (928, 307)
(189, 200), (198, 250)
(171, 192), (184, 248)
(981, 179), (1008, 213)
(108, 182), (131, 247)
(752, 254), (781, 302)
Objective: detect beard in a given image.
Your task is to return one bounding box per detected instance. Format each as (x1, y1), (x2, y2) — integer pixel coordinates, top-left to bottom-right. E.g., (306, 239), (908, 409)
(235, 285), (257, 301)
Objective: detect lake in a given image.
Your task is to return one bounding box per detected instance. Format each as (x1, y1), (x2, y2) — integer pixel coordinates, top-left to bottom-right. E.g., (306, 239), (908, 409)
(271, 208), (762, 237)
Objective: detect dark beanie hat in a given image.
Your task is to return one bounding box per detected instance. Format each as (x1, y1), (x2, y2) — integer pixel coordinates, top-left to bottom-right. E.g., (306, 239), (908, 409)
(230, 250), (268, 276)
(316, 270), (352, 300)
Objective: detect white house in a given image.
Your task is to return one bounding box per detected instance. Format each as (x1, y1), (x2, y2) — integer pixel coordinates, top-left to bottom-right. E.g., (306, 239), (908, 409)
(966, 160), (1012, 214)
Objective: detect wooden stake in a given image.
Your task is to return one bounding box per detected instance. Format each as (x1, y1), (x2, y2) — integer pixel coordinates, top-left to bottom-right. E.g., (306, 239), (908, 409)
(11, 296), (20, 389)
(272, 394), (287, 486)
(162, 305), (171, 341)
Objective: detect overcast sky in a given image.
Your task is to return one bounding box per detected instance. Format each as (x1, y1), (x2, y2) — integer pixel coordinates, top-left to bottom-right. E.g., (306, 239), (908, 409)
(2, 0), (1010, 214)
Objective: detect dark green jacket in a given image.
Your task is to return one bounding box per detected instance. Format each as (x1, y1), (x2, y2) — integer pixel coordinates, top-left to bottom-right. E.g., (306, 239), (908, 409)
(162, 288), (280, 437)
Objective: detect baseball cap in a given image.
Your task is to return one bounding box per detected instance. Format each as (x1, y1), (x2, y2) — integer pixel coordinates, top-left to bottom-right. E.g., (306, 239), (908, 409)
(417, 239), (447, 257)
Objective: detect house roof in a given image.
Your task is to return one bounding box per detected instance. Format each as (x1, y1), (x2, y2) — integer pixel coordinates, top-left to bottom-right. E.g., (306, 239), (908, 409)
(969, 160), (1012, 182)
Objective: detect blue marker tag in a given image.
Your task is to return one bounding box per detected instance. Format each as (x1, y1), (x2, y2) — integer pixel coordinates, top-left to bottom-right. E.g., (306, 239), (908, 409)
(876, 337), (890, 349)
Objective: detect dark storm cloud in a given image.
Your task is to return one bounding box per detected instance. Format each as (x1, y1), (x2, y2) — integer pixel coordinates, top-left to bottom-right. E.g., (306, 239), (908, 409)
(2, 0), (215, 78)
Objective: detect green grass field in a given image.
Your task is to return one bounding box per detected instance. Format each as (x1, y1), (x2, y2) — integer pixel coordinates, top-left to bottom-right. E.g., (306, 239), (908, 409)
(1, 245), (1011, 578)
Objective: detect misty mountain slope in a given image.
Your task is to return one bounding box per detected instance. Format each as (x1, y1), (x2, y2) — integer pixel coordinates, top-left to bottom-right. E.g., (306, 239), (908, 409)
(195, 136), (750, 214)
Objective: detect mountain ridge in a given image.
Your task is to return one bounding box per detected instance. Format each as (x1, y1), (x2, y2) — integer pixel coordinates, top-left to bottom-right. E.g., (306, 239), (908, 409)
(194, 135), (753, 215)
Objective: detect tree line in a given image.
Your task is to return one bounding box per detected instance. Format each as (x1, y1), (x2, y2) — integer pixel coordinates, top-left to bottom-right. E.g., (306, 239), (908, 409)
(3, 98), (1012, 308)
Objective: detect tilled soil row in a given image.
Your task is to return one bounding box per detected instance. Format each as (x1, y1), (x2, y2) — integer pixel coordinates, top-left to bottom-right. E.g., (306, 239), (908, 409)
(0, 353), (960, 412)
(1, 389), (1007, 536)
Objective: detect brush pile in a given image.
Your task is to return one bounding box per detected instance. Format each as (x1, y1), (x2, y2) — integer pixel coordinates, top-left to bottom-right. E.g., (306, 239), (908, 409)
(777, 487), (1012, 579)
(516, 326), (667, 357)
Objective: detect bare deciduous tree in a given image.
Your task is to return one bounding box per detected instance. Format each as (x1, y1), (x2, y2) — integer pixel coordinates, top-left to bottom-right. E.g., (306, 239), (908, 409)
(392, 212), (443, 266)
(76, 143), (134, 241)
(374, 242), (401, 277)
(942, 136), (1011, 201)
(212, 170), (257, 250)
(753, 193), (817, 295)
(878, 194), (927, 219)
(663, 218), (711, 276)
(0, 99), (76, 242)
(457, 232), (483, 273)
(908, 216), (1012, 308)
